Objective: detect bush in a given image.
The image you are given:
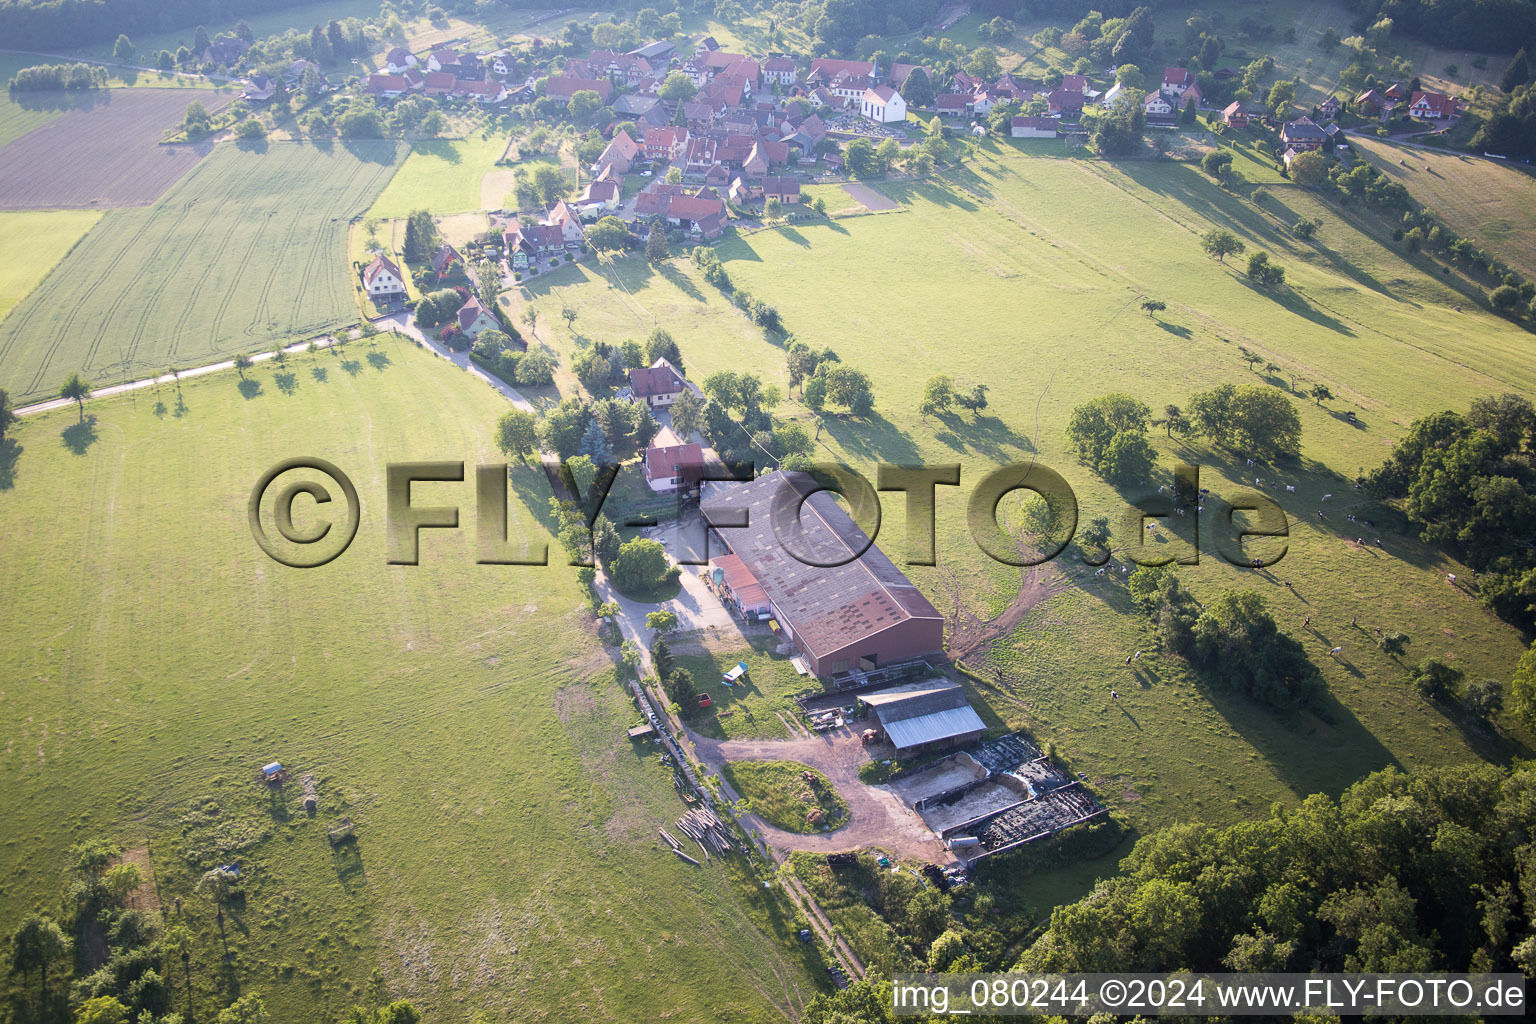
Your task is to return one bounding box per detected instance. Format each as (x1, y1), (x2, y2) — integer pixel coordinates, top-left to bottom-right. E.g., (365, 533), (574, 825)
(610, 537), (677, 595)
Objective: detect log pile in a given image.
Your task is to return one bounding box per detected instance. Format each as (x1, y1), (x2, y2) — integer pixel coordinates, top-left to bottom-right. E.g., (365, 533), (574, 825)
(659, 827), (701, 866)
(676, 807), (736, 860)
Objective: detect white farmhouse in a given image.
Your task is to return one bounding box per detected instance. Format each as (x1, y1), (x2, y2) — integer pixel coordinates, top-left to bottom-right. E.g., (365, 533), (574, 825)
(362, 254), (406, 299)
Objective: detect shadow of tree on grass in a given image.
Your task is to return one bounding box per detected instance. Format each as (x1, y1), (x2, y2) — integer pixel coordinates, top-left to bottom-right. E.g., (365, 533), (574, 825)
(62, 416), (98, 455)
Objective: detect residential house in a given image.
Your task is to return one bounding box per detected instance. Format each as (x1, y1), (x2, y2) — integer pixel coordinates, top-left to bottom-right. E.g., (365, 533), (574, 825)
(241, 74), (275, 102)
(1046, 89), (1084, 117)
(1354, 89), (1388, 115)
(362, 255), (406, 299)
(1161, 66), (1194, 95)
(427, 48), (460, 72)
(1059, 73), (1088, 94)
(488, 50), (517, 77)
(596, 129), (641, 173)
(429, 244), (463, 278)
(629, 361), (696, 407)
(644, 125), (689, 161)
(385, 47), (417, 74)
(643, 433), (708, 492)
(547, 201), (586, 248)
(366, 73), (416, 98)
(423, 71), (457, 96)
(1319, 95), (1341, 121)
(1011, 115), (1058, 138)
(683, 136), (719, 174)
(455, 296), (500, 339)
(456, 79), (508, 104)
(1408, 90), (1456, 119)
(664, 193), (728, 238)
(1384, 83), (1406, 102)
(861, 85), (907, 123)
(763, 56), (798, 86)
(1101, 80), (1126, 107)
(573, 178), (621, 216)
(696, 35), (720, 54)
(1280, 116), (1327, 151)
(1222, 100), (1249, 128)
(201, 34), (249, 66)
(1143, 91), (1176, 117)
(741, 141), (769, 177)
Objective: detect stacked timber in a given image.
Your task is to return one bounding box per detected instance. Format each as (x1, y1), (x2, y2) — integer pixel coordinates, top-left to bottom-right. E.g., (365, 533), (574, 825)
(676, 807), (736, 859)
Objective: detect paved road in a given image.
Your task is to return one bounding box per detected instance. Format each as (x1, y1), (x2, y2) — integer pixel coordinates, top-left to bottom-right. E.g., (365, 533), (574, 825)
(15, 336), (341, 417)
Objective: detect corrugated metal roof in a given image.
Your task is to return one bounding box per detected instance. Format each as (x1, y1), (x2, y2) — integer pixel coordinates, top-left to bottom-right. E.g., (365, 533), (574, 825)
(881, 706), (987, 751)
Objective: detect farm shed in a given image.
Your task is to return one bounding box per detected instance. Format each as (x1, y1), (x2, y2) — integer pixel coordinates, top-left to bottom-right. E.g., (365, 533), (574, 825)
(856, 682), (986, 755)
(701, 471), (945, 678)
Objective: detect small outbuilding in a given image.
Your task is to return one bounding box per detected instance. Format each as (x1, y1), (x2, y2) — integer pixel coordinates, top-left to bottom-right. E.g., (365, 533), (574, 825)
(857, 682), (987, 755)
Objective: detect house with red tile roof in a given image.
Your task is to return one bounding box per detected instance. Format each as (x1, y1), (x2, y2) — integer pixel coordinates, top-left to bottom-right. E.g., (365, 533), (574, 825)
(1408, 90), (1456, 119)
(362, 254), (406, 298)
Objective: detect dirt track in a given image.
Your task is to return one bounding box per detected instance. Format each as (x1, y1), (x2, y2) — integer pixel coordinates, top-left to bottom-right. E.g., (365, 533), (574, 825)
(688, 726), (953, 864)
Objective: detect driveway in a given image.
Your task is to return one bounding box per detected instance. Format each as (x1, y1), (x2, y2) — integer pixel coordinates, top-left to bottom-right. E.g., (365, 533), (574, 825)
(375, 311), (534, 412)
(689, 727), (952, 864)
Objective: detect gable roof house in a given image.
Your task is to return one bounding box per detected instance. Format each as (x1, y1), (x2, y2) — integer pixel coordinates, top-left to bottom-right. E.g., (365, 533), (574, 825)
(366, 73), (417, 98)
(763, 56), (798, 85)
(241, 74), (275, 102)
(454, 296), (500, 339)
(429, 243), (463, 278)
(1222, 100), (1249, 127)
(1143, 90), (1176, 117)
(202, 34), (249, 66)
(1319, 95), (1342, 120)
(362, 254), (406, 298)
(1354, 88), (1389, 115)
(1046, 88), (1084, 117)
(1280, 116), (1327, 151)
(596, 129), (641, 173)
(644, 125), (689, 160)
(1409, 90), (1457, 119)
(1059, 73), (1088, 94)
(573, 178), (621, 215)
(427, 48), (460, 72)
(665, 193), (728, 238)
(386, 47), (417, 74)
(643, 435), (709, 492)
(628, 362), (695, 407)
(1161, 65), (1194, 95)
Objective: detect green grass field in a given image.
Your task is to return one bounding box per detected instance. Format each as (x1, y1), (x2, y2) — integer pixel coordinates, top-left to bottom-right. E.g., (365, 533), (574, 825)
(0, 338), (821, 1021)
(528, 141), (1536, 870)
(365, 136), (512, 220)
(0, 210), (100, 322)
(0, 140), (405, 404)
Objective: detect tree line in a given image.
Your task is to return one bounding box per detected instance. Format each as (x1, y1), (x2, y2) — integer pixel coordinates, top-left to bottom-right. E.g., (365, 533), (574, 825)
(1365, 393), (1536, 631)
